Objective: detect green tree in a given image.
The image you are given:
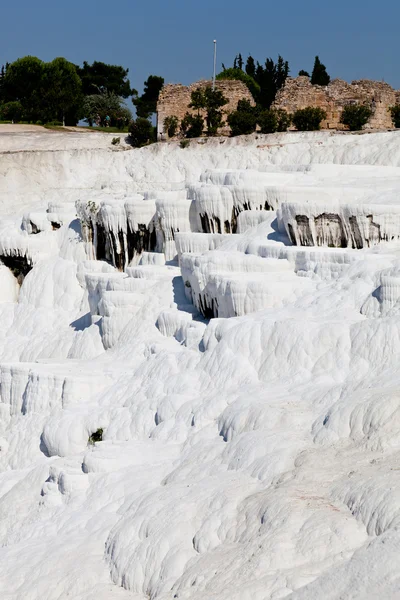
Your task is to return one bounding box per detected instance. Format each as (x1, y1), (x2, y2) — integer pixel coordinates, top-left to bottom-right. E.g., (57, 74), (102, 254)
(298, 70), (310, 77)
(311, 56), (330, 86)
(0, 100), (23, 122)
(77, 61), (133, 97)
(163, 115), (179, 138)
(3, 56), (45, 120)
(180, 112), (204, 138)
(203, 86), (228, 135)
(188, 86), (228, 136)
(245, 56), (256, 79)
(133, 75), (164, 118)
(82, 91), (131, 127)
(227, 99), (257, 136)
(0, 63), (9, 105)
(41, 57), (82, 124)
(253, 55), (289, 108)
(389, 105), (400, 128)
(340, 104), (372, 131)
(128, 117), (154, 147)
(292, 107), (327, 131)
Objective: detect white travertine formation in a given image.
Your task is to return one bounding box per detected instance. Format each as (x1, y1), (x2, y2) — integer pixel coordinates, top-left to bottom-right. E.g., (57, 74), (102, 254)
(3, 129), (400, 600)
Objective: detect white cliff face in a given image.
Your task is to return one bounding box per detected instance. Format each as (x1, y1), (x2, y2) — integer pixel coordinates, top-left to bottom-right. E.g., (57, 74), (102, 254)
(3, 128), (400, 599)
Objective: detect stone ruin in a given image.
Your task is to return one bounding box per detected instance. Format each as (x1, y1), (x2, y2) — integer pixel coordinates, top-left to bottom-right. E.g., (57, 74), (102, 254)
(273, 76), (400, 130)
(156, 79), (255, 140)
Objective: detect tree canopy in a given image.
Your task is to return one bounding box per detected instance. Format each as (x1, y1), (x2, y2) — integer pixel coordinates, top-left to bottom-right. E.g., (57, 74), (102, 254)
(133, 75), (164, 118)
(77, 61), (133, 97)
(311, 56), (330, 86)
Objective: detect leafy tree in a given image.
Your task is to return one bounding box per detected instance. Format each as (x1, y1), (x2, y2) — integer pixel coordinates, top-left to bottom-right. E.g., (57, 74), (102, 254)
(258, 108), (291, 134)
(227, 99), (257, 136)
(0, 63), (9, 104)
(133, 75), (164, 118)
(163, 115), (179, 137)
(216, 68), (260, 102)
(82, 91), (131, 127)
(255, 55), (289, 108)
(237, 53), (243, 70)
(275, 109), (292, 131)
(128, 117), (154, 147)
(292, 107), (327, 131)
(258, 109), (278, 133)
(389, 105), (400, 128)
(187, 86), (228, 136)
(188, 87), (205, 114)
(3, 56), (45, 120)
(245, 56), (256, 79)
(298, 70), (310, 77)
(203, 86), (229, 135)
(311, 56), (330, 86)
(0, 100), (23, 122)
(180, 112), (204, 138)
(340, 104), (372, 131)
(77, 61), (133, 97)
(41, 57), (82, 124)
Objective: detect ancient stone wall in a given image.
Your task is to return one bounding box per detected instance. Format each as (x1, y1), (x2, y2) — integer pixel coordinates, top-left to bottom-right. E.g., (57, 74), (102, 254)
(273, 76), (399, 130)
(156, 79), (255, 139)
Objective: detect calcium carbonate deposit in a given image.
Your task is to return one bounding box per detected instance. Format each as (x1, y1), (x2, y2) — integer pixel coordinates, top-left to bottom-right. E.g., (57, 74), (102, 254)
(2, 127), (400, 599)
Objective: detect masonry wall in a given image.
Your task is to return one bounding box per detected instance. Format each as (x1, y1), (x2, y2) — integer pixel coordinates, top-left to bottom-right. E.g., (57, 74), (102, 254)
(156, 79), (255, 139)
(273, 76), (398, 130)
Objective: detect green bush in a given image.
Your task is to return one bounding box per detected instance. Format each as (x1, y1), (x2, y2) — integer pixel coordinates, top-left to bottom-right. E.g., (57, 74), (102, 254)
(257, 109), (291, 134)
(128, 117), (154, 147)
(390, 105), (400, 128)
(45, 120), (63, 126)
(88, 428), (103, 445)
(111, 137), (120, 145)
(292, 107), (327, 131)
(275, 109), (292, 132)
(180, 112), (204, 138)
(0, 100), (23, 122)
(340, 104), (372, 131)
(180, 139), (190, 149)
(227, 99), (257, 137)
(163, 115), (179, 138)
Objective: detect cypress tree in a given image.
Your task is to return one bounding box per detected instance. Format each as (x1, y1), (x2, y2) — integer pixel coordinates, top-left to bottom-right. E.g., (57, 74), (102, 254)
(245, 56), (256, 79)
(237, 53), (243, 70)
(311, 56), (330, 86)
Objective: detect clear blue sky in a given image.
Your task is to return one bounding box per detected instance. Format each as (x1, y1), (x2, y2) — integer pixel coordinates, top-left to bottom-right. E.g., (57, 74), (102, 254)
(1, 0), (399, 94)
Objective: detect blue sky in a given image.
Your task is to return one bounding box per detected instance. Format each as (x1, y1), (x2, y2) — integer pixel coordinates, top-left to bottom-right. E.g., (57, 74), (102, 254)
(1, 0), (399, 95)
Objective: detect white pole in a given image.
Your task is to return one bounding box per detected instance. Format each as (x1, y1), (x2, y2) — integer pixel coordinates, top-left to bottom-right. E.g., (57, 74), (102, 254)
(212, 40), (217, 90)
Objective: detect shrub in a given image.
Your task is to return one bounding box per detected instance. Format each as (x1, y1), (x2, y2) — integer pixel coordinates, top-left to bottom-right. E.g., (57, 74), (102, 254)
(227, 99), (257, 136)
(0, 100), (23, 122)
(45, 120), (63, 126)
(292, 107), (327, 131)
(163, 115), (179, 138)
(180, 139), (190, 148)
(275, 109), (292, 132)
(128, 117), (154, 147)
(180, 112), (204, 138)
(88, 428), (103, 445)
(340, 104), (372, 131)
(390, 105), (400, 128)
(257, 108), (291, 134)
(111, 137), (120, 145)
(258, 109), (278, 133)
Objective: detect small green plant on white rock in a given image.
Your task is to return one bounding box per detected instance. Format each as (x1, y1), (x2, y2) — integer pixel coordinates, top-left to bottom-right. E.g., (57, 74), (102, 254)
(88, 428), (103, 445)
